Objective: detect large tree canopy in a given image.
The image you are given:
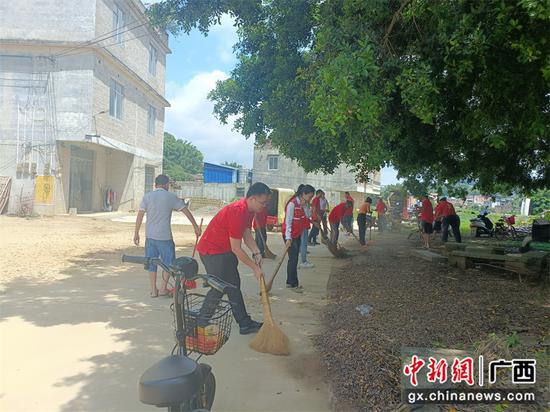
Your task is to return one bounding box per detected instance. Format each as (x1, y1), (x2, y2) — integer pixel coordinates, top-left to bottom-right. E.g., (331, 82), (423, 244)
(150, 0), (550, 193)
(163, 132), (204, 181)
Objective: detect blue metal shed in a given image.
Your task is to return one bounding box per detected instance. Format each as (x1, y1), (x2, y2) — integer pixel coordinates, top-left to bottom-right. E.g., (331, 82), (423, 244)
(203, 162), (238, 183)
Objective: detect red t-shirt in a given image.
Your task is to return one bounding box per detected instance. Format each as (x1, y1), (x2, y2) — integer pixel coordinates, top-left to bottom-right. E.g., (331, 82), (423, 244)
(252, 207), (268, 229)
(197, 198), (253, 255)
(434, 200), (457, 219)
(311, 196), (321, 220)
(420, 199), (434, 223)
(329, 202), (348, 224)
(344, 194), (354, 216)
(376, 201), (386, 215)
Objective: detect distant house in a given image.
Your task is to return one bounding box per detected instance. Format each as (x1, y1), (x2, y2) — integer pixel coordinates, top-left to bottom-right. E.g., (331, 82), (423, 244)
(203, 162), (238, 184)
(252, 142), (380, 206)
(173, 162), (251, 202)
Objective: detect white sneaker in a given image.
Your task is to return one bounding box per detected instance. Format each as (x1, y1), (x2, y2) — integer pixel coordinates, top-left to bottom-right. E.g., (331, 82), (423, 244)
(300, 261), (315, 268)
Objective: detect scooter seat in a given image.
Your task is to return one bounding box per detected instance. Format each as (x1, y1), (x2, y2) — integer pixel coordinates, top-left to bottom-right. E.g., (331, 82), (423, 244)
(139, 355), (201, 407)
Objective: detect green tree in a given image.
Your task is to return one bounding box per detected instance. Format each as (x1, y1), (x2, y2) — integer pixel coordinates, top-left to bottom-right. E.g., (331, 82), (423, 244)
(530, 189), (550, 215)
(163, 132), (204, 181)
(380, 183), (405, 200)
(222, 161), (242, 169)
(149, 0), (550, 193)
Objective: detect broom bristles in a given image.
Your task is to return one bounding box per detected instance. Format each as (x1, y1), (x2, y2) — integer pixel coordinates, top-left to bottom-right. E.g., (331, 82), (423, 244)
(249, 323), (290, 356)
(326, 240), (347, 258)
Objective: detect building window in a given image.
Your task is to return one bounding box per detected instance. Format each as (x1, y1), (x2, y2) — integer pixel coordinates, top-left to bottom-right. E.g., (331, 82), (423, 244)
(112, 5), (125, 44)
(147, 105), (156, 135)
(145, 166), (155, 193)
(148, 44), (157, 75)
(109, 79), (123, 119)
(267, 155), (279, 171)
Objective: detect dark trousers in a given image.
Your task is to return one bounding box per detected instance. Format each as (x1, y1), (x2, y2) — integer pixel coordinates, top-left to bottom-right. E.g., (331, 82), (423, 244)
(284, 236), (301, 287)
(378, 214), (386, 232)
(343, 215), (353, 233)
(199, 252), (251, 326)
(330, 222), (340, 244)
(308, 225), (319, 243)
(320, 213), (328, 235)
(255, 227), (267, 256)
(442, 215), (462, 243)
(357, 213), (367, 245)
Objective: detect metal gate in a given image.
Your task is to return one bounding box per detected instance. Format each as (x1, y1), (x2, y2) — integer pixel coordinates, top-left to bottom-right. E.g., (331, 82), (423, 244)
(69, 146), (94, 212)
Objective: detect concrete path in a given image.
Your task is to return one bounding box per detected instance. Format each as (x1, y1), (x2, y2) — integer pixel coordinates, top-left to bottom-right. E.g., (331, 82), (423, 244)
(0, 228), (340, 411)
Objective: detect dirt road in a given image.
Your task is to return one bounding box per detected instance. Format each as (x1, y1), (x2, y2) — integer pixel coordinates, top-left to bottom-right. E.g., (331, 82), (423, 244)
(0, 214), (333, 412)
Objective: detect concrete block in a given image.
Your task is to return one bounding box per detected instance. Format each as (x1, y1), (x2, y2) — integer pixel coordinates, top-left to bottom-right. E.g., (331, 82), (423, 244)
(411, 249), (448, 263)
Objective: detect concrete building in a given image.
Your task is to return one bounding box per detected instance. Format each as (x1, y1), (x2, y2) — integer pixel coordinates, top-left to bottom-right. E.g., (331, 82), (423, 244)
(252, 143), (381, 206)
(0, 0), (170, 214)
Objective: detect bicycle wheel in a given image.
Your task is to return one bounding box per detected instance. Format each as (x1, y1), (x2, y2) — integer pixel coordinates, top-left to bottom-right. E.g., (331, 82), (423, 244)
(190, 371), (216, 411)
(168, 372), (215, 412)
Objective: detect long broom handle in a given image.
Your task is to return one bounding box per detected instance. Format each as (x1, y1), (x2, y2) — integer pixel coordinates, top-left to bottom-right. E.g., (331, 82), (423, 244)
(265, 242), (291, 292)
(254, 214), (273, 254)
(259, 276), (274, 326)
(191, 218), (204, 258)
(313, 221), (328, 240)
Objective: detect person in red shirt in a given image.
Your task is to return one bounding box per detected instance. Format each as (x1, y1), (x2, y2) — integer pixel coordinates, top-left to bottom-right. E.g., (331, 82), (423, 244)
(196, 182), (271, 335)
(434, 197), (462, 243)
(375, 198), (388, 232)
(419, 195), (434, 249)
(308, 189), (323, 245)
(328, 200), (353, 245)
(253, 201), (276, 260)
(282, 184), (315, 292)
(343, 192), (354, 235)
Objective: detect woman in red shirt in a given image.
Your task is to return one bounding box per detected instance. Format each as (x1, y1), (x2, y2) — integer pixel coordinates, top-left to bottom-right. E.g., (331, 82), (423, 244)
(420, 195), (434, 249)
(282, 184), (315, 292)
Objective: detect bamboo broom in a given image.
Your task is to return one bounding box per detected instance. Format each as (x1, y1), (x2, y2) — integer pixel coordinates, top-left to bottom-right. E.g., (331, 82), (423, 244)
(249, 276), (290, 356)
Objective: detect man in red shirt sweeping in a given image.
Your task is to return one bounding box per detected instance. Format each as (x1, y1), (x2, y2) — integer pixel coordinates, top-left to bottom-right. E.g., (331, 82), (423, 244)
(434, 197), (462, 243)
(196, 182), (271, 335)
(328, 200), (353, 245)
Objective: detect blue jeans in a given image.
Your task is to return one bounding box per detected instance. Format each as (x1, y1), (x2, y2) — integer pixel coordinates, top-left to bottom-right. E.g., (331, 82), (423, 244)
(145, 238), (175, 272)
(300, 229), (309, 263)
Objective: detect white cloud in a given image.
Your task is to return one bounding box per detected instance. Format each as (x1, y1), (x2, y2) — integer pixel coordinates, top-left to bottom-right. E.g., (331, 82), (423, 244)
(210, 14), (238, 65)
(164, 71), (254, 168)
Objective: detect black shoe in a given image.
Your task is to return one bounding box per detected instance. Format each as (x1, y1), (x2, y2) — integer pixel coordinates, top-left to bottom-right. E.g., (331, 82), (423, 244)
(239, 320), (263, 335)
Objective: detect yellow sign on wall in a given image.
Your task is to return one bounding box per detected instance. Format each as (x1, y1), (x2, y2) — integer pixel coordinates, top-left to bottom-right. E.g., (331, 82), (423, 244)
(35, 176), (54, 204)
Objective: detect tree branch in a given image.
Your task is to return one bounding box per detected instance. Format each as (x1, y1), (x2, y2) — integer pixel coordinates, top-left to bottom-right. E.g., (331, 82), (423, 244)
(383, 0), (412, 52)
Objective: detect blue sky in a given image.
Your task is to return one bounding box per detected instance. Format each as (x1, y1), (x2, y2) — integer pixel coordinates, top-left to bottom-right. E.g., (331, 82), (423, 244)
(162, 15), (401, 185)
